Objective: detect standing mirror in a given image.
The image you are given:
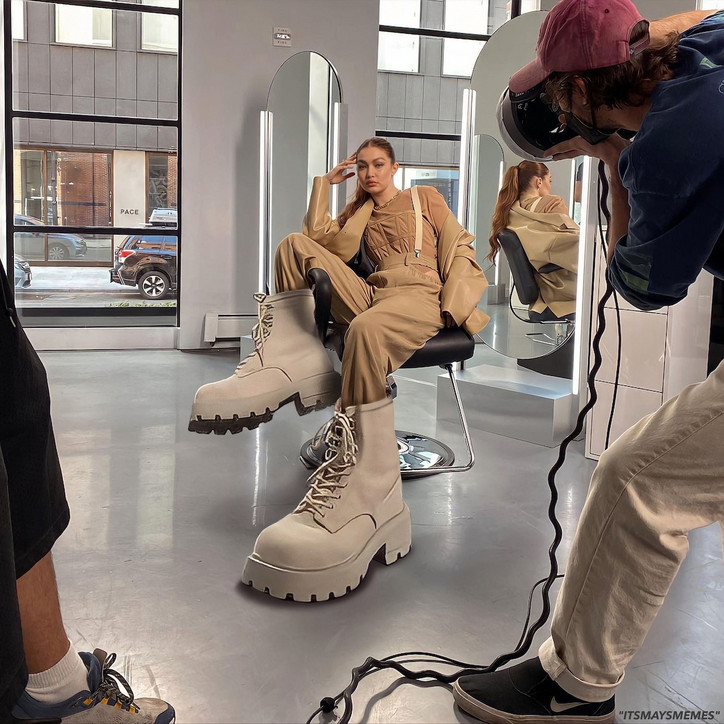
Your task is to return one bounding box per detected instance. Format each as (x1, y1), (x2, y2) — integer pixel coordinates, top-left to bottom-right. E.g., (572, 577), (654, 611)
(464, 11), (587, 373)
(259, 52), (346, 294)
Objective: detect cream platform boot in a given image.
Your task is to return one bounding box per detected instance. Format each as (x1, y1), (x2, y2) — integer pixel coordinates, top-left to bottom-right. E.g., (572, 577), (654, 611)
(241, 396), (411, 601)
(189, 290), (340, 434)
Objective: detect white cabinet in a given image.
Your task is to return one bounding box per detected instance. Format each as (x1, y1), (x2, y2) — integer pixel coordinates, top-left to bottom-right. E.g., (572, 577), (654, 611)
(585, 244), (713, 459)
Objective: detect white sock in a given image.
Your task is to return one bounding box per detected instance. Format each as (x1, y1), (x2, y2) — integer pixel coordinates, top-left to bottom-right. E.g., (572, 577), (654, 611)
(26, 642), (90, 704)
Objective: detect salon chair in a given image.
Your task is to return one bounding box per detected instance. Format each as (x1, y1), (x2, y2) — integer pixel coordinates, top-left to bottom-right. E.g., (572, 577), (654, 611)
(300, 267), (476, 478)
(496, 229), (575, 379)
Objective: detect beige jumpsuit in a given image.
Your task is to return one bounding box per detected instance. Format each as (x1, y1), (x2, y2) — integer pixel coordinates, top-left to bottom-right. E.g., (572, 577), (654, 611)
(274, 183), (455, 407)
(508, 194), (580, 318)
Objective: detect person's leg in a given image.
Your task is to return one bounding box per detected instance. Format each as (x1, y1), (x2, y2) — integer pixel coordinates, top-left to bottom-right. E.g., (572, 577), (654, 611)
(0, 452), (27, 722)
(341, 267), (445, 407)
(453, 360), (724, 722)
(273, 233), (372, 322)
(539, 359), (724, 699)
(190, 233), (373, 433)
(0, 262), (174, 722)
(242, 269), (445, 601)
(16, 552), (68, 674)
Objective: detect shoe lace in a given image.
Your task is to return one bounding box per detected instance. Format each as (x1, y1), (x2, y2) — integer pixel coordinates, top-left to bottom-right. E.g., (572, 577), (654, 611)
(235, 293), (274, 374)
(88, 651), (139, 712)
(296, 410), (358, 516)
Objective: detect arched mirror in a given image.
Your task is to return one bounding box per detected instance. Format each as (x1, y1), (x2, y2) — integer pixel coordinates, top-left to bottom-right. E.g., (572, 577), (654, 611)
(464, 11), (588, 370)
(259, 52), (346, 294)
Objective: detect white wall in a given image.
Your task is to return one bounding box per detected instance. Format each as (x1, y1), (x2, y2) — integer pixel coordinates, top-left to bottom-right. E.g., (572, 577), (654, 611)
(180, 0), (380, 349)
(539, 0), (697, 16)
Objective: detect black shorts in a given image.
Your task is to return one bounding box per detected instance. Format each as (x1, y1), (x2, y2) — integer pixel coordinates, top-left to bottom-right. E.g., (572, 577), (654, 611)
(0, 260), (70, 718)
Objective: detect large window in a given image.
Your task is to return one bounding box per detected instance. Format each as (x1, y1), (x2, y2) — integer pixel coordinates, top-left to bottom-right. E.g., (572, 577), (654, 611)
(12, 0), (25, 40)
(142, 0), (179, 52)
(699, 0), (724, 8)
(55, 5), (113, 47)
(378, 0), (420, 73)
(443, 0), (488, 77)
(377, 0), (535, 170)
(8, 0), (181, 328)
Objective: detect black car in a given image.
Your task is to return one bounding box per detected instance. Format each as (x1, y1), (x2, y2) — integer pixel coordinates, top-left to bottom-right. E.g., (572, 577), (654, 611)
(110, 234), (177, 300)
(14, 215), (87, 261)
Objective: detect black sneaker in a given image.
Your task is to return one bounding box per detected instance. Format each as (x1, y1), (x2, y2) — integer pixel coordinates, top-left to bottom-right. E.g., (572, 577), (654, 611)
(453, 657), (615, 724)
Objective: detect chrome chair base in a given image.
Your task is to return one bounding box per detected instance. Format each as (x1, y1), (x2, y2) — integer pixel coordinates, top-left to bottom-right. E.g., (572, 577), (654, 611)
(299, 430), (456, 480)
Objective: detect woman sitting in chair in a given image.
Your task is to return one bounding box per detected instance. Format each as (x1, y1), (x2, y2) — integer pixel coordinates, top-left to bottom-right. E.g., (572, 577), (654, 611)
(190, 137), (488, 602)
(490, 161), (579, 321)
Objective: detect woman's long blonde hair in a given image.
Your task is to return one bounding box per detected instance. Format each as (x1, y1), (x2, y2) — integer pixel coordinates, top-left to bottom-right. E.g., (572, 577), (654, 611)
(336, 137), (397, 228)
(488, 161), (549, 261)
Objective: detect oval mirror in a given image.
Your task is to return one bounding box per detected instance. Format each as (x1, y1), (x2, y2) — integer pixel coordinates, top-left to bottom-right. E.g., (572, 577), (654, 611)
(468, 12), (582, 366)
(266, 52), (342, 284)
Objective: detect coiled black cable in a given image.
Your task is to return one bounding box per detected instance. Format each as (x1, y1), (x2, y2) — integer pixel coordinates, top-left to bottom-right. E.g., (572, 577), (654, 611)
(306, 159), (620, 724)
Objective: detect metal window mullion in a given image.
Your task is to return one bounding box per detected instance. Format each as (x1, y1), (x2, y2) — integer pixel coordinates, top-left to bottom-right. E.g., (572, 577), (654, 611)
(29, 0), (180, 17)
(9, 225), (174, 235)
(376, 130), (460, 142)
(379, 24), (490, 41)
(11, 110), (179, 126)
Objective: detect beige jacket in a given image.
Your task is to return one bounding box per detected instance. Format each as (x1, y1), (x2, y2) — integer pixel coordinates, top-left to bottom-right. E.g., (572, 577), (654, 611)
(303, 176), (489, 335)
(507, 195), (579, 318)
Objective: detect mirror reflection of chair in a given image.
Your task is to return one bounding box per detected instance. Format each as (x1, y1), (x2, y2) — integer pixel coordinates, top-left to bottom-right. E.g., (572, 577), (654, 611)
(299, 268), (476, 479)
(496, 228), (575, 379)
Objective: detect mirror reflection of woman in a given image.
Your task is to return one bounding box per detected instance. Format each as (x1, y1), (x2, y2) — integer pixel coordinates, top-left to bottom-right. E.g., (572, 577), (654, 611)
(490, 161), (579, 321)
(191, 137), (489, 602)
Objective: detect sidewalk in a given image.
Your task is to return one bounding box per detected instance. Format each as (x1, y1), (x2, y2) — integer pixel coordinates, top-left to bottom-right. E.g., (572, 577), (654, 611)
(16, 265), (176, 308)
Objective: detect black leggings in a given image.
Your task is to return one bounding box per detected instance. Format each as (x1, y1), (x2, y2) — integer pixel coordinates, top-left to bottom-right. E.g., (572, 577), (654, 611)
(0, 261), (70, 718)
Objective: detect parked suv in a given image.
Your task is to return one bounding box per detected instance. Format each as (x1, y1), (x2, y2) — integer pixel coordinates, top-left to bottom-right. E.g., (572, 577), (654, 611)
(14, 215), (87, 261)
(110, 234), (177, 300)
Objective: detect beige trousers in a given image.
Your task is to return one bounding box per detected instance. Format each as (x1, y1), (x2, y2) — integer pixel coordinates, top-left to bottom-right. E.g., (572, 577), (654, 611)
(539, 360), (724, 702)
(274, 234), (445, 407)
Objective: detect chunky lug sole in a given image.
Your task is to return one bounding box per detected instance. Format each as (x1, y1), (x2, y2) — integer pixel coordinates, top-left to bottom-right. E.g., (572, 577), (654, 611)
(188, 371), (340, 435)
(241, 504), (412, 602)
(452, 683), (615, 724)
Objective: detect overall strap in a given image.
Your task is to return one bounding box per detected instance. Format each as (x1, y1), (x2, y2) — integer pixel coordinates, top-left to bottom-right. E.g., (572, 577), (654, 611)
(410, 185), (423, 257)
(529, 196), (544, 212)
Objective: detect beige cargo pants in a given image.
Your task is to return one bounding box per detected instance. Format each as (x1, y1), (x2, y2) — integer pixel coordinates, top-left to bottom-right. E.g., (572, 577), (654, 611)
(274, 233), (445, 407)
(539, 359), (724, 701)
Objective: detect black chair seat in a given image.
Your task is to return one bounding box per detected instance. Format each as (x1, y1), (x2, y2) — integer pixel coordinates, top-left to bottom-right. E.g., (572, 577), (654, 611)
(402, 326), (475, 368)
(324, 324), (474, 368)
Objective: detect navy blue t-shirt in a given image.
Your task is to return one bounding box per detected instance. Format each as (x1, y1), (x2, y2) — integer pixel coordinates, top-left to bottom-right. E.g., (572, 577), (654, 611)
(608, 12), (724, 310)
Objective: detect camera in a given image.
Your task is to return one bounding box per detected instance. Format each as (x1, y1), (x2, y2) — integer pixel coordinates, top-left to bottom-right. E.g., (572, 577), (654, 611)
(497, 81), (622, 161)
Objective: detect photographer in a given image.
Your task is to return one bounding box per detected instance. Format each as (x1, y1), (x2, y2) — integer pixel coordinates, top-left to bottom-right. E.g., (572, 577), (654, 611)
(453, 1), (724, 722)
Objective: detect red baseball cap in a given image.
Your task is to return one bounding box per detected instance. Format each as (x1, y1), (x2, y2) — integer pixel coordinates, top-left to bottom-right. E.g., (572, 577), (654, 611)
(509, 0), (649, 93)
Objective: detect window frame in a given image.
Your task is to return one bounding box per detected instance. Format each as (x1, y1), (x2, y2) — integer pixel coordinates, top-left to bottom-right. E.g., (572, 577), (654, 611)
(4, 0), (183, 326)
(377, 2), (524, 174)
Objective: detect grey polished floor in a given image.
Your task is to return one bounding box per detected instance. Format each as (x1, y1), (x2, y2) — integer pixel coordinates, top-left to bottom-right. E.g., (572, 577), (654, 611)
(40, 348), (724, 724)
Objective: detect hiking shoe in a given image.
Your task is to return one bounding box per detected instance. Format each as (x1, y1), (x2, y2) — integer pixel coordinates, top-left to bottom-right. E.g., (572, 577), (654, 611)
(13, 650), (175, 723)
(453, 657), (614, 724)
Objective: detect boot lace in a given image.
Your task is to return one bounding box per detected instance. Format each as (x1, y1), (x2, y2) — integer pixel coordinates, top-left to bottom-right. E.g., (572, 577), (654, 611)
(85, 650), (139, 712)
(296, 410), (358, 516)
(235, 293), (274, 374)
